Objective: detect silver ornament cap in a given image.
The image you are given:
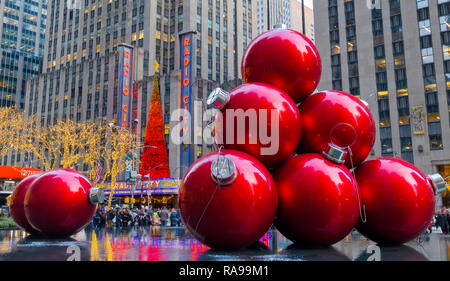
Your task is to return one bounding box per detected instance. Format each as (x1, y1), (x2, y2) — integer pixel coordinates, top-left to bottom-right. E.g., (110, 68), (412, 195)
(211, 155), (237, 186)
(273, 23), (287, 29)
(207, 88), (230, 110)
(89, 188), (105, 205)
(323, 143), (348, 165)
(428, 173), (446, 195)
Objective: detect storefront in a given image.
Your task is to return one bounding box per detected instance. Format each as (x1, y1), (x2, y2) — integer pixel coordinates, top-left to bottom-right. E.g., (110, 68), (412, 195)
(101, 178), (181, 208)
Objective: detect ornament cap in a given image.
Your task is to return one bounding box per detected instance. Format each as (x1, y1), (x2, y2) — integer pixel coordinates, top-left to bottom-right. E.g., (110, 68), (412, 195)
(323, 143), (348, 165)
(428, 173), (446, 195)
(89, 188), (105, 205)
(207, 88), (230, 110)
(211, 155), (237, 186)
(273, 23), (287, 29)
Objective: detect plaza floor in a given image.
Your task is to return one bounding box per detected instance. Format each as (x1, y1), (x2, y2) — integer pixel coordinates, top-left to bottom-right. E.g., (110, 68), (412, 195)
(0, 226), (449, 261)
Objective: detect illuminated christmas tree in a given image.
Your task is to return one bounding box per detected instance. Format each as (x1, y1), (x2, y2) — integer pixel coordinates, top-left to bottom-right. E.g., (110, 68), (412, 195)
(139, 66), (170, 179)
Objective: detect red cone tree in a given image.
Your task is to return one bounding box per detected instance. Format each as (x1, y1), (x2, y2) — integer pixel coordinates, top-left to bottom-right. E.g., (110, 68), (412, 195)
(139, 74), (170, 179)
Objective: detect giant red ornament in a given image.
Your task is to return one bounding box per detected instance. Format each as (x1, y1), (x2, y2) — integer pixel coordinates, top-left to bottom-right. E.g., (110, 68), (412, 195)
(299, 90), (376, 168)
(242, 27), (322, 103)
(355, 158), (438, 245)
(179, 150), (278, 249)
(9, 173), (42, 234)
(274, 150), (360, 246)
(208, 83), (302, 168)
(24, 169), (104, 238)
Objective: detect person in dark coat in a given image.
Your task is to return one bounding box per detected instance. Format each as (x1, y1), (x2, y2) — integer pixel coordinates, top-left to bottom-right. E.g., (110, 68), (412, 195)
(170, 208), (178, 227)
(436, 213), (449, 234)
(159, 207), (169, 226)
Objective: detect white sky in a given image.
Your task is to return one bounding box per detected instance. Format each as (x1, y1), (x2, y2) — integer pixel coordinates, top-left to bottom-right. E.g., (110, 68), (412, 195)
(296, 0), (314, 9)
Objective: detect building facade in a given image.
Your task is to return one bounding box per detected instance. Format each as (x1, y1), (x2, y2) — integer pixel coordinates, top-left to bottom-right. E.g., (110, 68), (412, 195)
(257, 0), (314, 41)
(315, 0), (450, 205)
(12, 0), (257, 179)
(0, 0), (47, 109)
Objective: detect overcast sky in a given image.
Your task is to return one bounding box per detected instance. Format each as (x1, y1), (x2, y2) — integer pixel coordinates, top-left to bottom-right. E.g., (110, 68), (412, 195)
(297, 0), (314, 8)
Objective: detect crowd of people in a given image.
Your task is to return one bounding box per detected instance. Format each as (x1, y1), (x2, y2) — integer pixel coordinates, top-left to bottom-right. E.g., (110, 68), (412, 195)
(431, 208), (450, 234)
(92, 205), (182, 228)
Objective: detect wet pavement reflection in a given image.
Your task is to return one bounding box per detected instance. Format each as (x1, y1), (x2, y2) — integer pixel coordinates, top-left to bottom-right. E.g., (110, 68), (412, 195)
(0, 226), (449, 261)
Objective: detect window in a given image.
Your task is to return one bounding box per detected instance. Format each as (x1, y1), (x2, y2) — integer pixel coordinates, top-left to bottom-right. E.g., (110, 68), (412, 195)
(420, 35), (432, 49)
(380, 127), (393, 155)
(399, 125), (412, 152)
(429, 122), (443, 150)
(378, 98), (391, 127)
(417, 8), (429, 21)
(395, 68), (407, 88)
(374, 45), (385, 59)
(393, 41), (404, 56)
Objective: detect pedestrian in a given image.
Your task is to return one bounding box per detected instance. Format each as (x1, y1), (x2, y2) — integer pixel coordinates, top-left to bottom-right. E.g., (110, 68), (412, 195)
(93, 208), (102, 228)
(445, 209), (450, 231)
(170, 208), (178, 227)
(159, 207), (169, 226)
(106, 208), (115, 228)
(152, 211), (161, 226)
(115, 208), (123, 228)
(436, 211), (449, 234)
(130, 208), (138, 226)
(145, 207), (152, 226)
(176, 209), (182, 226)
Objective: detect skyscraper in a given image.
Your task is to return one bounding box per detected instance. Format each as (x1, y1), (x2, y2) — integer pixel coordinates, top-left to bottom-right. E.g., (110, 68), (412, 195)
(257, 0), (314, 41)
(17, 0), (257, 177)
(0, 0), (47, 109)
(314, 0), (450, 204)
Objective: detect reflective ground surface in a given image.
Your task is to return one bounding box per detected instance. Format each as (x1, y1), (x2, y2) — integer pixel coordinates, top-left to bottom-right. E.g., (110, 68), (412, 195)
(0, 226), (449, 261)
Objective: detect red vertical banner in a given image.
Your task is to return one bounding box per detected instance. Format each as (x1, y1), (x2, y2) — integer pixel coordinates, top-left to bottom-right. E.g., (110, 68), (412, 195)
(118, 44), (134, 131)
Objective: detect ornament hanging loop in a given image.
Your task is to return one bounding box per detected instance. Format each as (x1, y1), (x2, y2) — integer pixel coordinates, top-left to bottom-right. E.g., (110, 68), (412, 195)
(347, 146), (367, 223)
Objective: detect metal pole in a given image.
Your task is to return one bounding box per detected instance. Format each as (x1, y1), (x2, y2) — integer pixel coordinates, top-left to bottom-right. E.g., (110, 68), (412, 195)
(131, 182), (135, 208)
(147, 169), (150, 207)
(301, 0), (306, 35)
(267, 0), (270, 30)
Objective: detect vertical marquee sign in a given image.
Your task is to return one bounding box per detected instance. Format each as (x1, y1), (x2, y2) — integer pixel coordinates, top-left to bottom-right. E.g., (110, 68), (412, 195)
(179, 31), (196, 178)
(117, 44), (134, 131)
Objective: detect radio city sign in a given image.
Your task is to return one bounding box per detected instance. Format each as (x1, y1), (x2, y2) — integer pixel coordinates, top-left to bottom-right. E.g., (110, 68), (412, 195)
(117, 44), (134, 131)
(178, 31), (196, 178)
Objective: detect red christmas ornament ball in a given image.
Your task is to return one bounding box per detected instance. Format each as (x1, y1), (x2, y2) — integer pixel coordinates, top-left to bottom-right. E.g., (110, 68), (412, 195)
(274, 154), (360, 246)
(9, 173), (43, 234)
(355, 158), (435, 245)
(242, 27), (322, 103)
(179, 150), (278, 249)
(299, 90), (375, 168)
(24, 169), (99, 237)
(211, 83), (302, 168)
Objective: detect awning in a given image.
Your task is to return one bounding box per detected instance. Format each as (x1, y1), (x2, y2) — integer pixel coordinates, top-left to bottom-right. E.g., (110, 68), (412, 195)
(0, 166), (42, 180)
